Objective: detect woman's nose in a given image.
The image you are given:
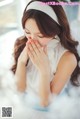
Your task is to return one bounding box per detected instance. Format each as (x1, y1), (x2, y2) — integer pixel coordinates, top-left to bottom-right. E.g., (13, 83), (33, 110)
(28, 35), (36, 40)
(28, 36), (32, 40)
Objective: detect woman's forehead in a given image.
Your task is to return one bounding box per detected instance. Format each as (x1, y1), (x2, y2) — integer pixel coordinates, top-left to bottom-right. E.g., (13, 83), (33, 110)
(25, 18), (42, 34)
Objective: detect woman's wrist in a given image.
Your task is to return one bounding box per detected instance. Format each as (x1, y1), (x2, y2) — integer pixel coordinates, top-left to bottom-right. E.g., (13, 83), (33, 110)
(39, 70), (51, 80)
(18, 55), (29, 66)
(39, 67), (51, 75)
(17, 59), (26, 67)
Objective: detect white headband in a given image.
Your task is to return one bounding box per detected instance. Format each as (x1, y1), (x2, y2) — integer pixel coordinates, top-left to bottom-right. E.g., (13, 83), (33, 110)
(26, 1), (60, 25)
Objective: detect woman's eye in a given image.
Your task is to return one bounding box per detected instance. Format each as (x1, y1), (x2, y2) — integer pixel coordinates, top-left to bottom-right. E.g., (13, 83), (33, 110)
(25, 31), (30, 34)
(38, 36), (44, 38)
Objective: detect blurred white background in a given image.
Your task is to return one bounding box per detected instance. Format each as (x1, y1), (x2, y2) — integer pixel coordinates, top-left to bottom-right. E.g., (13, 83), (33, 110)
(0, 0), (30, 68)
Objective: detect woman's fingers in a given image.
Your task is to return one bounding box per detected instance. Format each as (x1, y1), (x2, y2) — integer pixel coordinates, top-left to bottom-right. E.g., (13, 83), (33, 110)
(27, 47), (34, 59)
(34, 40), (43, 53)
(28, 43), (36, 57)
(28, 40), (41, 56)
(27, 40), (47, 60)
(30, 41), (39, 54)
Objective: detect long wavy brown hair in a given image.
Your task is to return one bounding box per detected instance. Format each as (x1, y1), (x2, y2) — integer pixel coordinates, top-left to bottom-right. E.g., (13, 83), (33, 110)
(11, 0), (80, 86)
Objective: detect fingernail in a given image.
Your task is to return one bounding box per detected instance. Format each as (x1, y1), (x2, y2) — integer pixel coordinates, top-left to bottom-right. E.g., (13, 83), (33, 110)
(31, 40), (35, 44)
(31, 40), (33, 43)
(33, 40), (37, 43)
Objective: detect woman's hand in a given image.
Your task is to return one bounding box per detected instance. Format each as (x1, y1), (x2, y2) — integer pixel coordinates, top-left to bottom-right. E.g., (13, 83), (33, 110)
(27, 40), (51, 74)
(18, 42), (29, 65)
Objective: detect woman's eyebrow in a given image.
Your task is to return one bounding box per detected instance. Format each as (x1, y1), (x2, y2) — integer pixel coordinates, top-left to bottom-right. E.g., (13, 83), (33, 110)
(25, 28), (42, 34)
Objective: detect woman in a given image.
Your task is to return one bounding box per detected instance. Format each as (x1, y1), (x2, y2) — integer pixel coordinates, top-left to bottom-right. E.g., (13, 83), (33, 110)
(11, 0), (80, 111)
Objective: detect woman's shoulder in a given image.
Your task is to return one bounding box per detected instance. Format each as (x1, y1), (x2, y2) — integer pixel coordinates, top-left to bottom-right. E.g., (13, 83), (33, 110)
(53, 43), (77, 72)
(57, 51), (77, 72)
(56, 42), (77, 65)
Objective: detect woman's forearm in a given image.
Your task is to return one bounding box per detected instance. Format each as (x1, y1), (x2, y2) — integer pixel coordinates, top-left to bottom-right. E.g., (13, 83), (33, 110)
(39, 72), (51, 107)
(15, 61), (27, 92)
